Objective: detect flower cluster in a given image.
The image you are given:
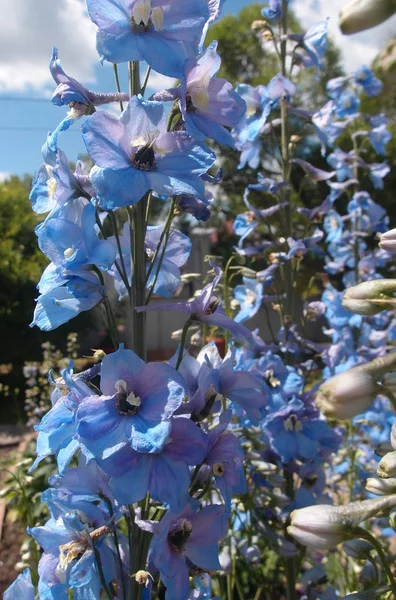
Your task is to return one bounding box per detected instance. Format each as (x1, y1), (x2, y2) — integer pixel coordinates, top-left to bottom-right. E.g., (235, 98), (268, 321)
(7, 1), (396, 599)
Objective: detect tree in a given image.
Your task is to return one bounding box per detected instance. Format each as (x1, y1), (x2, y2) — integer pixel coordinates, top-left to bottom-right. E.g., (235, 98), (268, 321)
(205, 4), (345, 218)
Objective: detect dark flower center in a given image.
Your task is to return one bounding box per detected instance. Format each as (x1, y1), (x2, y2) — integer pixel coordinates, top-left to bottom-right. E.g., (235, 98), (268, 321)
(115, 380), (141, 416)
(283, 413), (303, 432)
(131, 17), (151, 32)
(213, 462), (225, 477)
(186, 93), (196, 112)
(131, 144), (157, 171)
(168, 519), (193, 554)
(205, 296), (220, 315)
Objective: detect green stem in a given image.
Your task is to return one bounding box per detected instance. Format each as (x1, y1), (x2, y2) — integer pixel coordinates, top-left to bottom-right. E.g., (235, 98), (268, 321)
(95, 210), (129, 292)
(354, 527), (396, 594)
(92, 266), (119, 348)
(145, 196), (176, 285)
(279, 0), (293, 320)
(284, 469), (296, 600)
(109, 210), (130, 291)
(145, 196), (177, 305)
(141, 65), (152, 96)
(223, 255), (236, 347)
(113, 64), (125, 112)
(94, 547), (114, 599)
(129, 196), (148, 359)
(175, 318), (192, 370)
(103, 296), (120, 349)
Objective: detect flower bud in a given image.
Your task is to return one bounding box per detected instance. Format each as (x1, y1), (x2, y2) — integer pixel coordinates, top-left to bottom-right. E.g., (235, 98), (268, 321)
(316, 369), (377, 419)
(377, 451), (396, 478)
(379, 228), (396, 252)
(342, 280), (396, 315)
(288, 495), (396, 550)
(316, 353), (396, 419)
(343, 585), (393, 599)
(339, 0), (396, 35)
(366, 477), (396, 495)
(375, 441), (393, 457)
(343, 539), (372, 559)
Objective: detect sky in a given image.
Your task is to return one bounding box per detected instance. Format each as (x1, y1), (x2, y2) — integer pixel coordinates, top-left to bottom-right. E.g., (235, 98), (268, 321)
(1, 0), (395, 178)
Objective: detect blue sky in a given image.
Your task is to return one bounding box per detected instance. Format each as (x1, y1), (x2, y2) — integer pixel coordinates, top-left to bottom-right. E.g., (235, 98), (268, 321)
(1, 0), (394, 178)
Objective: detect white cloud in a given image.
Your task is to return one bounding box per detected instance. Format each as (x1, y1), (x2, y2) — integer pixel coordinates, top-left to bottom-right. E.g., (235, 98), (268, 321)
(0, 0), (97, 92)
(146, 71), (177, 94)
(0, 172), (11, 182)
(293, 0), (396, 71)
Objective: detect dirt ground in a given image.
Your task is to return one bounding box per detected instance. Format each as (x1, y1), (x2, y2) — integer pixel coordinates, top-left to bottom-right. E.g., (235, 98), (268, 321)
(0, 428), (31, 595)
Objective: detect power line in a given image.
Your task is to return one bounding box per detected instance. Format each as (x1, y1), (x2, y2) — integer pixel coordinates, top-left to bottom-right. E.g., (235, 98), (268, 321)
(0, 126), (81, 133)
(0, 96), (49, 103)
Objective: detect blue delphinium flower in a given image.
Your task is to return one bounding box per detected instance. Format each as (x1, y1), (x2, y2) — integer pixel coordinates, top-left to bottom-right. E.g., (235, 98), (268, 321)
(177, 190), (213, 221)
(290, 21), (328, 74)
(262, 0), (282, 20)
(50, 47), (129, 110)
(264, 397), (341, 464)
(140, 502), (227, 599)
(323, 210), (344, 243)
(369, 119), (392, 155)
(267, 73), (296, 105)
(326, 147), (355, 182)
(233, 84), (271, 146)
(196, 343), (268, 422)
(44, 459), (113, 522)
(334, 91), (360, 119)
(44, 48), (129, 154)
(110, 222), (191, 298)
(153, 41), (246, 147)
(205, 411), (246, 507)
(86, 0), (210, 77)
(4, 570), (35, 600)
(353, 65), (383, 97)
(31, 272), (105, 331)
(30, 150), (94, 215)
(77, 344), (185, 457)
(31, 200), (115, 330)
(234, 277), (264, 323)
(82, 96), (215, 209)
(29, 512), (116, 598)
(29, 362), (93, 474)
(103, 417), (207, 508)
(367, 161), (390, 189)
(36, 200), (115, 270)
(137, 265), (255, 345)
(312, 100), (348, 155)
(326, 76), (347, 100)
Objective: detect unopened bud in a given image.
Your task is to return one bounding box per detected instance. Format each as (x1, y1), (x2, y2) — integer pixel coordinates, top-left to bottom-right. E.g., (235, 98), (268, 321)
(316, 369), (377, 419)
(359, 561), (378, 586)
(339, 0), (396, 35)
(288, 495), (396, 550)
(342, 280), (396, 315)
(343, 539), (372, 559)
(91, 349), (106, 361)
(375, 441), (393, 457)
(316, 353), (396, 419)
(366, 477), (396, 495)
(379, 228), (396, 252)
(251, 19), (268, 30)
(378, 451), (396, 479)
(343, 586), (392, 599)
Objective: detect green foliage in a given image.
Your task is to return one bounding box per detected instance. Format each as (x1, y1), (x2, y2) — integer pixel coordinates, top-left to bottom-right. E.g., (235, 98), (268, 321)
(0, 176), (46, 297)
(205, 4), (280, 87)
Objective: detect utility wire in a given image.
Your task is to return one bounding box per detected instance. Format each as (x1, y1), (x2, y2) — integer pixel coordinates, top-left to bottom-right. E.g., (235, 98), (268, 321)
(0, 96), (50, 102)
